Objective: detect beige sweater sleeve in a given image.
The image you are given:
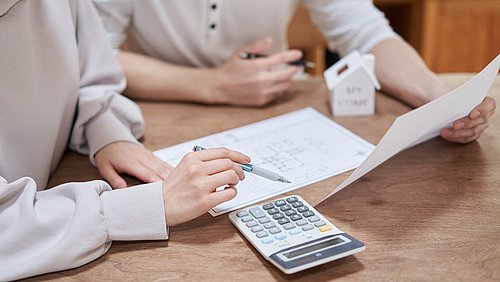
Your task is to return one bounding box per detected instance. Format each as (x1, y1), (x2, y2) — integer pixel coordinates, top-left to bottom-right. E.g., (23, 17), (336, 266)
(0, 177), (167, 281)
(68, 0), (144, 165)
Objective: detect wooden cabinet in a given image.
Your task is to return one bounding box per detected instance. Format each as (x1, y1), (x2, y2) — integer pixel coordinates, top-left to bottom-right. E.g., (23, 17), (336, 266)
(419, 0), (500, 72)
(288, 0), (500, 73)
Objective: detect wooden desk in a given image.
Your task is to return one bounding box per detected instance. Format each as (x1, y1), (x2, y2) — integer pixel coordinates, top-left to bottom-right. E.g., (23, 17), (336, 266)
(40, 75), (500, 281)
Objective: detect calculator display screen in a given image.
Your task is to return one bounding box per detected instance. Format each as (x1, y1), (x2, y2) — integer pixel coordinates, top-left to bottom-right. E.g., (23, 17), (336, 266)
(282, 237), (345, 259)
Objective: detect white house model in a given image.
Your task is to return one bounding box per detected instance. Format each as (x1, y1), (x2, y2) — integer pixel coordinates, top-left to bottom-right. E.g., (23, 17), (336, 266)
(323, 51), (381, 116)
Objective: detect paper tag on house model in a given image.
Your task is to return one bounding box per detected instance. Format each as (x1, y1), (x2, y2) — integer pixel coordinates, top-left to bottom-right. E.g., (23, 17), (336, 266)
(323, 51), (381, 116)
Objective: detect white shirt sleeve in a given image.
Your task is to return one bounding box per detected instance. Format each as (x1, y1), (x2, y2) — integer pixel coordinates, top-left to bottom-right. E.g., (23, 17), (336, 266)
(303, 0), (398, 56)
(92, 0), (133, 50)
(0, 176), (167, 281)
(69, 0), (142, 165)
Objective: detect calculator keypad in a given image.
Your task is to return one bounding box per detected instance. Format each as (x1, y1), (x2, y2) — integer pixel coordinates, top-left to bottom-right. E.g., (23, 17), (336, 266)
(238, 196), (332, 245)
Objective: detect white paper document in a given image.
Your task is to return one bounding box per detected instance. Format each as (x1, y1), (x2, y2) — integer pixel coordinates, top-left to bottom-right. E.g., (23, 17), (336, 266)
(155, 108), (374, 216)
(321, 54), (500, 202)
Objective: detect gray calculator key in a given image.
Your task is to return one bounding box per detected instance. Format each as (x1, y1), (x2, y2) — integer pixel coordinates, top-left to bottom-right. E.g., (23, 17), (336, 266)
(302, 210), (315, 218)
(258, 217), (271, 224)
(272, 213), (284, 220)
(246, 220), (258, 228)
(283, 222), (296, 230)
(290, 214), (302, 221)
(267, 208), (279, 215)
(256, 231), (269, 238)
(314, 220), (326, 227)
(274, 200), (286, 206)
(291, 201), (303, 208)
(263, 222), (276, 229)
(278, 218), (290, 225)
(274, 232), (287, 240)
(302, 224), (314, 231)
(296, 219), (308, 226)
(237, 210), (249, 217)
(286, 196), (298, 203)
(280, 205), (291, 211)
(262, 203), (274, 210)
(284, 210), (297, 216)
(269, 227), (281, 234)
(297, 206), (309, 213)
(240, 215), (253, 222)
(308, 215), (320, 222)
(251, 226), (263, 233)
(249, 207), (266, 219)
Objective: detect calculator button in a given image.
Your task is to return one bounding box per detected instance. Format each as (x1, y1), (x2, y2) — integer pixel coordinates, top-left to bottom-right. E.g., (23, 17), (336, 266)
(236, 210), (249, 217)
(290, 214), (303, 221)
(314, 220), (326, 227)
(280, 205), (291, 212)
(295, 219), (308, 226)
(256, 231), (269, 238)
(258, 217), (271, 224)
(274, 232), (287, 240)
(267, 208), (279, 215)
(284, 210), (297, 217)
(302, 210), (315, 218)
(291, 201), (303, 208)
(278, 218), (290, 225)
(272, 213), (284, 220)
(262, 203), (274, 210)
(263, 222), (276, 229)
(297, 206), (309, 213)
(319, 225), (332, 232)
(274, 200), (286, 207)
(286, 196), (298, 203)
(240, 215), (253, 222)
(249, 207), (266, 219)
(308, 215), (320, 223)
(246, 220), (258, 228)
(261, 236), (274, 244)
(269, 227), (281, 234)
(302, 224), (314, 231)
(289, 228), (301, 235)
(251, 226), (263, 233)
(283, 223), (295, 230)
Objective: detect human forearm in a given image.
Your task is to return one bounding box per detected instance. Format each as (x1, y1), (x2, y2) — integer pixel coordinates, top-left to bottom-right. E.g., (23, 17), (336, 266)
(0, 177), (167, 280)
(370, 37), (448, 107)
(117, 51), (217, 103)
(117, 38), (303, 106)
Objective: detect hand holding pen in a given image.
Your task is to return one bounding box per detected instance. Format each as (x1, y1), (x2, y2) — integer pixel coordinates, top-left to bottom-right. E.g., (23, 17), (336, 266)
(214, 37), (303, 106)
(193, 146), (291, 183)
(239, 52), (316, 69)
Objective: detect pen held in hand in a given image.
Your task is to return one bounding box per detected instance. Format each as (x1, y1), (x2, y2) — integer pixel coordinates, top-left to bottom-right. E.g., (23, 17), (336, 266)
(192, 145), (291, 183)
(239, 52), (316, 69)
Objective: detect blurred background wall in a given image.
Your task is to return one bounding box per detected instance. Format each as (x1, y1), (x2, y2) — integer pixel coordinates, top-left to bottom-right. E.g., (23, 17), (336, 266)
(288, 0), (500, 75)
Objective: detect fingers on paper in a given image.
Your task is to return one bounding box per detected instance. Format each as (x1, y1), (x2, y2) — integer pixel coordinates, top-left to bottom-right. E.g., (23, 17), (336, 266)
(441, 123), (489, 143)
(208, 186), (238, 206)
(98, 162), (127, 189)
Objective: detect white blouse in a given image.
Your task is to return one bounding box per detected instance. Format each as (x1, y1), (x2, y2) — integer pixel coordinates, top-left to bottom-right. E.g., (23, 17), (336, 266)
(94, 0), (397, 67)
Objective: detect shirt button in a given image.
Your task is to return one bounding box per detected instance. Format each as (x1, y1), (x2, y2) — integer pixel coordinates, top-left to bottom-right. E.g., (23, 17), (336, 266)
(211, 3), (217, 10)
(210, 23), (217, 29)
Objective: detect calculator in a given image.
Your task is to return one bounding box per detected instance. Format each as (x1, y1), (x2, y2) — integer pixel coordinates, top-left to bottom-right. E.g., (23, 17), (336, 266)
(228, 195), (365, 274)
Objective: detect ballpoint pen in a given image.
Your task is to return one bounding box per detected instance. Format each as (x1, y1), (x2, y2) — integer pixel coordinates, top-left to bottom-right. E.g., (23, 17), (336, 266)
(193, 145), (291, 183)
(239, 52), (316, 69)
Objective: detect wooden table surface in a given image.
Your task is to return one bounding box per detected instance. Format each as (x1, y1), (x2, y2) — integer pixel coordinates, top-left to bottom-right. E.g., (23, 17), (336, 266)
(39, 74), (500, 281)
